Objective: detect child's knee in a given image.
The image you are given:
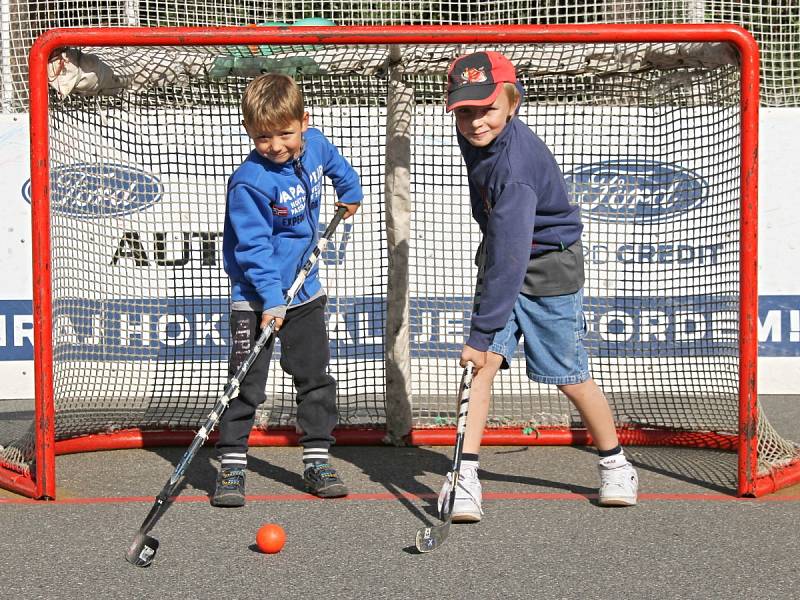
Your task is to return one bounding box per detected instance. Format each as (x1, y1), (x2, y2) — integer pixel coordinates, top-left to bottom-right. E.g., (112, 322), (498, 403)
(236, 385), (266, 408)
(558, 380), (585, 396)
(558, 380), (584, 393)
(558, 377), (604, 402)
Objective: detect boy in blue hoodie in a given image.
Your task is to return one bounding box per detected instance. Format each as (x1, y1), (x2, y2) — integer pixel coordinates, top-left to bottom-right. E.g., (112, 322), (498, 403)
(213, 73), (362, 506)
(439, 51), (639, 521)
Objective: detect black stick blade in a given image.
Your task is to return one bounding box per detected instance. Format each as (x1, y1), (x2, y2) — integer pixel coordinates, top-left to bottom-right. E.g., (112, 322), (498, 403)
(125, 532), (159, 567)
(415, 520), (451, 553)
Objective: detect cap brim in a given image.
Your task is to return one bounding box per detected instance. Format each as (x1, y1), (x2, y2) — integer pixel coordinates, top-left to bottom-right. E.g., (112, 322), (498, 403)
(446, 82), (504, 112)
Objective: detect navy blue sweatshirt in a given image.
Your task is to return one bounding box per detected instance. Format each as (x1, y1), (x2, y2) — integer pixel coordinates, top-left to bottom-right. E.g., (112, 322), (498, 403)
(458, 116), (583, 351)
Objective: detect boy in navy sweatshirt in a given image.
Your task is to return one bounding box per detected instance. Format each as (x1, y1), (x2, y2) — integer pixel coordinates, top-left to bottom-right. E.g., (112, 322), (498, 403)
(213, 73), (362, 506)
(439, 51), (639, 521)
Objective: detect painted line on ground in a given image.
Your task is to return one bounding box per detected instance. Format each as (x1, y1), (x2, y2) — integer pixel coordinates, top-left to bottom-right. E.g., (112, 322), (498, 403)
(2, 490), (800, 505)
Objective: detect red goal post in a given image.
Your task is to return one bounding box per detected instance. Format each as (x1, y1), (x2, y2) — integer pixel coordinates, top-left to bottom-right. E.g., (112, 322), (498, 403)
(4, 24), (796, 500)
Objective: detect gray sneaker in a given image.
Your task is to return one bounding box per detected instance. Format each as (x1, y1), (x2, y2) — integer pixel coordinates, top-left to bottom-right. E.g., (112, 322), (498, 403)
(303, 463), (349, 498)
(211, 467), (246, 507)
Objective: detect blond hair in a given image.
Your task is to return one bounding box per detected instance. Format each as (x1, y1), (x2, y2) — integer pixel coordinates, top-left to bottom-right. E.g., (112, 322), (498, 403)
(241, 73), (305, 131)
(502, 82), (520, 108)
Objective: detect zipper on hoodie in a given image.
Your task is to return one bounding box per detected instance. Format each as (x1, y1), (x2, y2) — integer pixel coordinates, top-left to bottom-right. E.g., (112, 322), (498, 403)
(292, 157), (316, 236)
(292, 156), (315, 302)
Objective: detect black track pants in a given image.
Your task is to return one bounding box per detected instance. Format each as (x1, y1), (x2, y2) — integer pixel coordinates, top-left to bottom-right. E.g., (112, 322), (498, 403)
(216, 296), (337, 455)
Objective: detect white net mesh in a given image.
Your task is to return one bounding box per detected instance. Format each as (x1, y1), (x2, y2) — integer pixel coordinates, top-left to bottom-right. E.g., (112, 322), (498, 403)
(2, 1), (800, 112)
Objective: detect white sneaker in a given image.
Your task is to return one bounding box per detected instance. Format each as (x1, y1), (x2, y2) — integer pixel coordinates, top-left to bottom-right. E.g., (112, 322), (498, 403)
(437, 464), (483, 522)
(598, 453), (639, 506)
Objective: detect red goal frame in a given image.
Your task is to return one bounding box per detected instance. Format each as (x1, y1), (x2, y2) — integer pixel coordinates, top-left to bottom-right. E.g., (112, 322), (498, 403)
(4, 24), (788, 500)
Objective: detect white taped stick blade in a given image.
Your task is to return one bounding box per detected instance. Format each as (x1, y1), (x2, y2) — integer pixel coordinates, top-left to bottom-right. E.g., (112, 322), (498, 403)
(415, 520), (451, 553)
(125, 533), (159, 567)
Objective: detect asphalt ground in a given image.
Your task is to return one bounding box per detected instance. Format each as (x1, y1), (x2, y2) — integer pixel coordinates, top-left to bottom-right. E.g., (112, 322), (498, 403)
(1, 396), (799, 600)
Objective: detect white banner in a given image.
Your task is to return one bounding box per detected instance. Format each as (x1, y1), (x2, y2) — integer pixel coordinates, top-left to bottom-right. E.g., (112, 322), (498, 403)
(1, 109), (800, 397)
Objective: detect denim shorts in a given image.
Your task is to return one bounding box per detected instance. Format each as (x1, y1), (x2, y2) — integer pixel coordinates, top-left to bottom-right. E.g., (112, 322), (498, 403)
(488, 289), (590, 385)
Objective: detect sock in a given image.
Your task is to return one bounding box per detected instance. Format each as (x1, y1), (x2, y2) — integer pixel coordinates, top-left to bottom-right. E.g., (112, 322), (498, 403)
(598, 447), (630, 469)
(460, 455), (479, 474)
(220, 452), (247, 470)
(303, 447), (329, 470)
(598, 445), (622, 458)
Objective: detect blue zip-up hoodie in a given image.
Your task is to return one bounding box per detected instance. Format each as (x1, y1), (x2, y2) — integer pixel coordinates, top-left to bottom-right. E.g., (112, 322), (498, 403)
(458, 109), (583, 351)
(223, 128), (362, 311)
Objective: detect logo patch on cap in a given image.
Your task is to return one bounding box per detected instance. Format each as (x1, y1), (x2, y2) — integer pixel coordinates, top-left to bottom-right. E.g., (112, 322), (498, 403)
(460, 66), (488, 84)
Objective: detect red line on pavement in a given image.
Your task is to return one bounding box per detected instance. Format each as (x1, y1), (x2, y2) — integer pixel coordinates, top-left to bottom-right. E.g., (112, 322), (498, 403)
(2, 490), (800, 505)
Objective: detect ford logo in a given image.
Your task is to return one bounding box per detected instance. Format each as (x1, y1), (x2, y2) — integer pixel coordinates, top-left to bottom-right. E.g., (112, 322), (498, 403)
(565, 160), (707, 224)
(22, 163), (162, 218)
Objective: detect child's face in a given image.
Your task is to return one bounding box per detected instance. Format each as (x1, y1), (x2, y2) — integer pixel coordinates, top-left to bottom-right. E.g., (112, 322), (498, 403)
(453, 91), (518, 148)
(245, 113), (309, 164)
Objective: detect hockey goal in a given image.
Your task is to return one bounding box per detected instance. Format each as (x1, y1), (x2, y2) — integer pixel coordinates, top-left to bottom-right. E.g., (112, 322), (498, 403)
(3, 24), (799, 499)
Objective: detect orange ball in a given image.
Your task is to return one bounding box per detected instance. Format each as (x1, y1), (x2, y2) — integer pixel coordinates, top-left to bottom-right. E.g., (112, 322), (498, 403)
(256, 523), (286, 554)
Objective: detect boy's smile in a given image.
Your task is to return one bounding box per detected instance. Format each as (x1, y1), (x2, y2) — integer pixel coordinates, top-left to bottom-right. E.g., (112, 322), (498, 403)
(453, 92), (518, 148)
(246, 113), (309, 164)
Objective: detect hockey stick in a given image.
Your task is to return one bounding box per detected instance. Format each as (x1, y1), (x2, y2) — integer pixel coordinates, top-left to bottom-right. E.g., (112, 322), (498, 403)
(415, 363), (474, 553)
(125, 205), (348, 567)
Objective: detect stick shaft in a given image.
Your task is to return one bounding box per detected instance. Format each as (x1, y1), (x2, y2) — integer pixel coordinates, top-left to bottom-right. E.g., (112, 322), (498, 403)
(414, 364), (474, 552)
(133, 205), (348, 536)
(444, 364), (473, 517)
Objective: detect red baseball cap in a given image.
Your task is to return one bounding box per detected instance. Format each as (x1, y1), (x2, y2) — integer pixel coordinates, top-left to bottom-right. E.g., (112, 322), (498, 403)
(446, 51), (517, 112)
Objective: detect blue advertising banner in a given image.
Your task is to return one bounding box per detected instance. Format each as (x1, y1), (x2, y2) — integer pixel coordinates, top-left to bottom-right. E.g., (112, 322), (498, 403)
(1, 295), (797, 361)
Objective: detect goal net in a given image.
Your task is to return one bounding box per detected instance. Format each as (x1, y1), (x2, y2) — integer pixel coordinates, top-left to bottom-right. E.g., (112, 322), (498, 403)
(3, 2), (800, 112)
(3, 25), (799, 499)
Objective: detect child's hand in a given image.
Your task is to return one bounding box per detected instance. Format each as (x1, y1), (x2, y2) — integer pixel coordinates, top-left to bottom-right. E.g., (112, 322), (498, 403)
(460, 345), (486, 371)
(335, 202), (359, 220)
(261, 313), (284, 332)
